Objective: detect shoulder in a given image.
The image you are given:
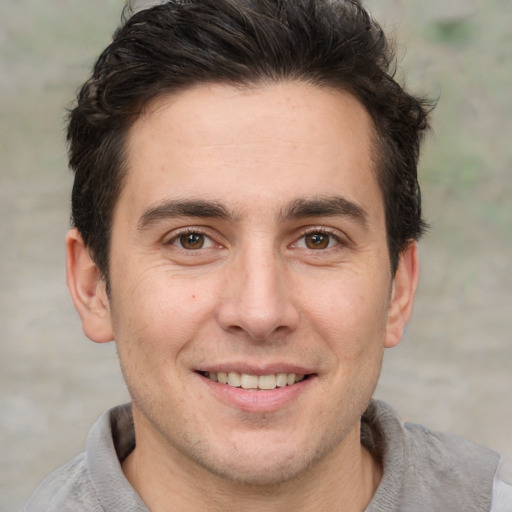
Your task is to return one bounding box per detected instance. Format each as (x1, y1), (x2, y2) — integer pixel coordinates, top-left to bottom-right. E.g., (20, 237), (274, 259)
(403, 420), (500, 474)
(367, 400), (501, 472)
(21, 404), (143, 512)
(20, 452), (103, 512)
(491, 455), (512, 512)
(365, 400), (504, 512)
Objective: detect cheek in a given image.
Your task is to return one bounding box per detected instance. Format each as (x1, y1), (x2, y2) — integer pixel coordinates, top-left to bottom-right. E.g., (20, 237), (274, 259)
(110, 272), (217, 354)
(302, 271), (391, 351)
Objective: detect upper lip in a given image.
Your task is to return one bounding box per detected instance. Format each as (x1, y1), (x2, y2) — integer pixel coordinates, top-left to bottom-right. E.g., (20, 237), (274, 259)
(196, 363), (314, 376)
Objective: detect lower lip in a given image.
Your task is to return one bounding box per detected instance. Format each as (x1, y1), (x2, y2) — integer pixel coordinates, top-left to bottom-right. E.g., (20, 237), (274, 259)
(199, 374), (314, 413)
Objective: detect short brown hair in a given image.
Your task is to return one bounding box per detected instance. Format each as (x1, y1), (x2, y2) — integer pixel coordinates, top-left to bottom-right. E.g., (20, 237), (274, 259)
(68, 0), (431, 281)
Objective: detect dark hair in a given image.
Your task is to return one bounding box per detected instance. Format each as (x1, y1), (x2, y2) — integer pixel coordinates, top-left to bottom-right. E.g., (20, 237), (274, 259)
(68, 0), (431, 280)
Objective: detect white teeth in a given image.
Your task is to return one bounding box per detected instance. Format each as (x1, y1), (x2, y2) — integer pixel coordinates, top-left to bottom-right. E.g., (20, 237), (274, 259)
(205, 371), (307, 390)
(258, 374), (277, 390)
(227, 372), (241, 387)
(241, 373), (258, 389)
(276, 373), (288, 387)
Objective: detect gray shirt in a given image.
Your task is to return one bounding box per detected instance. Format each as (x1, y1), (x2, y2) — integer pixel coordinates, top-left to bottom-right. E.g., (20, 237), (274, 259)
(22, 400), (512, 511)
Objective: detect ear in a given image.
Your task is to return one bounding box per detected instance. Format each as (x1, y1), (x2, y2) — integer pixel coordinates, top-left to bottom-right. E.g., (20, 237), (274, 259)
(384, 242), (419, 349)
(65, 228), (114, 343)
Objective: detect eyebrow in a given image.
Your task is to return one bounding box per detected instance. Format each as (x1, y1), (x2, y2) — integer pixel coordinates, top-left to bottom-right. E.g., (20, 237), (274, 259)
(278, 196), (369, 227)
(137, 195), (369, 230)
(137, 199), (236, 230)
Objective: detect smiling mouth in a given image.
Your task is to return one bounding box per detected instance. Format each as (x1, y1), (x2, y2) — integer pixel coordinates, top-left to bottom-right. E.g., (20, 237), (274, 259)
(200, 371), (309, 391)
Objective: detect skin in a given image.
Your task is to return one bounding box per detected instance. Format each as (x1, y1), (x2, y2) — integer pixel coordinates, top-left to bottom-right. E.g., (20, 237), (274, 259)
(66, 82), (419, 511)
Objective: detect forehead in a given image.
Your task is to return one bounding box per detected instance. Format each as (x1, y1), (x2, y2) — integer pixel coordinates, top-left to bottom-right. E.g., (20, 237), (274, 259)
(120, 81), (382, 222)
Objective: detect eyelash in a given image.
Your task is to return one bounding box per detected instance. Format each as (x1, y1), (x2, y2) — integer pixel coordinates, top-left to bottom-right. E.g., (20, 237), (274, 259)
(294, 227), (345, 250)
(163, 226), (346, 252)
(164, 228), (214, 249)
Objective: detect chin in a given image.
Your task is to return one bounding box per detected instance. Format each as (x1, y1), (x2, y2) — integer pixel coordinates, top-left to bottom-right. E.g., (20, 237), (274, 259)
(198, 454), (311, 487)
(186, 431), (341, 487)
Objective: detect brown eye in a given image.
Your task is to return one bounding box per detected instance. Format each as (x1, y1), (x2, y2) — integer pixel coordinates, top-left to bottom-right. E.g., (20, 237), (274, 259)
(304, 232), (330, 249)
(179, 233), (205, 250)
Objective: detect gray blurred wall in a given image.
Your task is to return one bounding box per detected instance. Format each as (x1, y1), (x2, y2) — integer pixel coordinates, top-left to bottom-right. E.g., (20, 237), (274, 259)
(1, 0), (511, 509)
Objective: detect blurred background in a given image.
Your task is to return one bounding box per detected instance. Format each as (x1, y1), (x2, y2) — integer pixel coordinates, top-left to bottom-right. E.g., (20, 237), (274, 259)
(1, 0), (511, 509)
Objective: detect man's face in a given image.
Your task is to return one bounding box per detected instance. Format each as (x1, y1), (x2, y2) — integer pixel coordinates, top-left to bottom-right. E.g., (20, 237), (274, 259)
(101, 82), (413, 484)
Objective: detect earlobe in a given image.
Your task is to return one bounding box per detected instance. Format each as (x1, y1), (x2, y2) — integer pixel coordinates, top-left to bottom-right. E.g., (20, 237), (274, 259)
(65, 228), (114, 343)
(384, 242), (419, 349)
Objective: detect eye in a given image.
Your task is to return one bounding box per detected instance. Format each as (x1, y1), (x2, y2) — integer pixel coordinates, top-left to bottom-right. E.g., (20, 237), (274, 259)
(295, 230), (340, 250)
(168, 230), (216, 250)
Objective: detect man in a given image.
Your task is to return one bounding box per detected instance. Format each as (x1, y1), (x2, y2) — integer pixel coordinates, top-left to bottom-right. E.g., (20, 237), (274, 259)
(22, 0), (511, 510)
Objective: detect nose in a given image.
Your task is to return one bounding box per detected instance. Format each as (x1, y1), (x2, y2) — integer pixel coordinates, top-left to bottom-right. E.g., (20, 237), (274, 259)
(216, 247), (300, 341)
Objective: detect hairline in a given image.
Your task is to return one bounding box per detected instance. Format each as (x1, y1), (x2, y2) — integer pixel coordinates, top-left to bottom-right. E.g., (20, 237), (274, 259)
(93, 78), (400, 284)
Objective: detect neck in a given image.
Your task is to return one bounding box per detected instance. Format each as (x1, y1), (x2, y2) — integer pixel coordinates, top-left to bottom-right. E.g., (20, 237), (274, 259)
(122, 418), (382, 512)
